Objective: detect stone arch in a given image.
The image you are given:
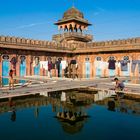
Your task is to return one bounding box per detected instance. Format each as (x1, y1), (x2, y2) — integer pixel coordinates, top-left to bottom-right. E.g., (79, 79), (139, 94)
(74, 24), (78, 32)
(69, 24), (73, 32)
(19, 55), (26, 77)
(122, 55), (131, 61)
(79, 25), (82, 32)
(107, 56), (117, 61)
(85, 56), (90, 61)
(2, 54), (10, 86)
(95, 56), (103, 61)
(64, 25), (68, 32)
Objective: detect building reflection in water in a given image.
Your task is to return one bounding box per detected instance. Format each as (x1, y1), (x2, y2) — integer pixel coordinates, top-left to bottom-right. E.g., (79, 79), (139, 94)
(55, 91), (90, 134)
(107, 100), (116, 111)
(0, 90), (139, 133)
(34, 107), (39, 118)
(11, 109), (16, 122)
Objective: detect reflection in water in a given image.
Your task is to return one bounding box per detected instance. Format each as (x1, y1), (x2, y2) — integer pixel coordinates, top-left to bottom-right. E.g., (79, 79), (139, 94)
(107, 100), (116, 111)
(56, 110), (88, 134)
(8, 98), (16, 122)
(61, 91), (66, 102)
(34, 107), (39, 118)
(94, 90), (116, 101)
(61, 120), (84, 134)
(11, 110), (16, 122)
(0, 90), (139, 139)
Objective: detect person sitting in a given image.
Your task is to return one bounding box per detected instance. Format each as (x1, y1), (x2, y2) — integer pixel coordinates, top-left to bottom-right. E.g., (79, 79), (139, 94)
(114, 77), (125, 91)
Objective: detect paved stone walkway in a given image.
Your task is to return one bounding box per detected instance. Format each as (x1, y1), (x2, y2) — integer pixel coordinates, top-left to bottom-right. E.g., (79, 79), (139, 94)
(0, 76), (140, 99)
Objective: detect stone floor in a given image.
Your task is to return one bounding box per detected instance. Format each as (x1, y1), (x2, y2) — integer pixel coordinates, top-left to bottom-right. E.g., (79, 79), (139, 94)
(0, 76), (140, 99)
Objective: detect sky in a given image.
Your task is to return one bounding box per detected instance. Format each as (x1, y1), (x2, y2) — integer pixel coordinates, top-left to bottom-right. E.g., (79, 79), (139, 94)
(0, 0), (140, 41)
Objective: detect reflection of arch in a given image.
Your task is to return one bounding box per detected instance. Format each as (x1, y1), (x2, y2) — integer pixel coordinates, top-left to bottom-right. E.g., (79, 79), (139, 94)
(56, 110), (89, 134)
(61, 121), (84, 134)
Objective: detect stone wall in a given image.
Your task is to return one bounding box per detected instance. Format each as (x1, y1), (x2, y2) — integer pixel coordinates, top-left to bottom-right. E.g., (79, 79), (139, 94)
(1, 36), (140, 52)
(0, 35), (140, 78)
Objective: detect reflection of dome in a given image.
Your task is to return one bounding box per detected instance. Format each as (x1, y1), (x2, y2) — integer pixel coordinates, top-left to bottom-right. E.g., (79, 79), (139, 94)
(63, 7), (84, 19)
(61, 121), (83, 134)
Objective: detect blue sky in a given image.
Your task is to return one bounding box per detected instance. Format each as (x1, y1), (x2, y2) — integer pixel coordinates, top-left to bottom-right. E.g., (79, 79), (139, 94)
(0, 0), (140, 41)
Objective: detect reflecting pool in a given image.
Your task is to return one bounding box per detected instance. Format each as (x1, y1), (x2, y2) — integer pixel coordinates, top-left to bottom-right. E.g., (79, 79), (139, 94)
(0, 91), (140, 140)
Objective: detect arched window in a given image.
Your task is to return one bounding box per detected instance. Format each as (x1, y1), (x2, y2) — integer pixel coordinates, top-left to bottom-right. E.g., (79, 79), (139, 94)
(20, 55), (26, 64)
(69, 24), (73, 32)
(85, 57), (89, 61)
(109, 56), (115, 60)
(96, 56), (102, 61)
(34, 56), (39, 65)
(64, 25), (68, 32)
(74, 24), (77, 32)
(2, 54), (9, 60)
(123, 56), (129, 60)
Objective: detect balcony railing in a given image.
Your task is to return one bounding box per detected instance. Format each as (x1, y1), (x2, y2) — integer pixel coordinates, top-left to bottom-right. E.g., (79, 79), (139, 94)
(53, 32), (93, 42)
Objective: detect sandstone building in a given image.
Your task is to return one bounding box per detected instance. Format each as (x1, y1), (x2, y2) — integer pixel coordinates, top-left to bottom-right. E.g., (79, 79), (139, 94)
(0, 7), (140, 84)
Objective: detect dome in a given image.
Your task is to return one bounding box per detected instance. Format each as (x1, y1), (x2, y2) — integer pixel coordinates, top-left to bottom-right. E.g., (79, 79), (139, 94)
(63, 7), (84, 19)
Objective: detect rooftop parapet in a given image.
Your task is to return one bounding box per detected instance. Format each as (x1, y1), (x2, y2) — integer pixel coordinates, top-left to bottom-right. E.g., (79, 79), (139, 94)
(87, 37), (140, 48)
(0, 35), (73, 51)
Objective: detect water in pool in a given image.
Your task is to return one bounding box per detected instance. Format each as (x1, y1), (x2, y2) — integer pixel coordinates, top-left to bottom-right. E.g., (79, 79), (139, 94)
(0, 91), (139, 140)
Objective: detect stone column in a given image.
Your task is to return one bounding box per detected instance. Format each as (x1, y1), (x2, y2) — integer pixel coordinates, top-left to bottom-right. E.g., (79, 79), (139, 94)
(78, 55), (84, 78)
(26, 55), (31, 76)
(16, 56), (20, 77)
(40, 56), (46, 76)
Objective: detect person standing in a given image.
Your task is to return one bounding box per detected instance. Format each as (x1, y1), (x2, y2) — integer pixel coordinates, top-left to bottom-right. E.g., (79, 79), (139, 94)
(9, 69), (14, 90)
(48, 61), (52, 78)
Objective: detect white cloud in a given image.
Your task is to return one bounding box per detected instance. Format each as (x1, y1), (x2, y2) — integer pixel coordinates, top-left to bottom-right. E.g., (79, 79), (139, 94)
(16, 22), (48, 29)
(93, 7), (106, 16)
(96, 7), (106, 12)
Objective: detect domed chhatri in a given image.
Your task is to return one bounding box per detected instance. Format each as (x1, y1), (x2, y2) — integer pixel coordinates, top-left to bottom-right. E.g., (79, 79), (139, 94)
(54, 7), (92, 43)
(54, 6), (91, 27)
(63, 6), (84, 19)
